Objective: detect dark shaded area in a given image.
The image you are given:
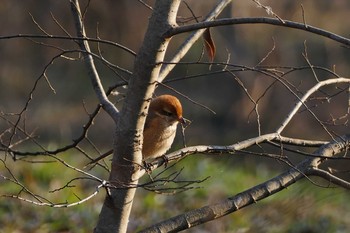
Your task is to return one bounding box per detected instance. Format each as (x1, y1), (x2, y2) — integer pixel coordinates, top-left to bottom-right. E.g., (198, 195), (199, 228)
(1, 1), (349, 148)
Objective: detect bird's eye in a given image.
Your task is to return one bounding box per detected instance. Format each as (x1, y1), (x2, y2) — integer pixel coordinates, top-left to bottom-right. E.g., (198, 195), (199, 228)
(162, 110), (173, 117)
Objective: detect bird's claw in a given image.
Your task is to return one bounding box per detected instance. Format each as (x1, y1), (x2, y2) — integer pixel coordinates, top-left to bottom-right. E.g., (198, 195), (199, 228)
(142, 161), (153, 173)
(161, 155), (169, 168)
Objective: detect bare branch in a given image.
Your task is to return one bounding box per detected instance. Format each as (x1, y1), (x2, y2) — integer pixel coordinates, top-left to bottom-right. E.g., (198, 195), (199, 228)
(226, 70), (262, 135)
(252, 0), (285, 23)
(165, 17), (350, 47)
(308, 168), (350, 189)
(302, 41), (319, 82)
(0, 34), (136, 56)
(140, 135), (350, 232)
(276, 77), (350, 134)
(140, 133), (334, 174)
(70, 0), (119, 122)
(4, 181), (106, 208)
(158, 0), (233, 82)
(1, 2), (349, 232)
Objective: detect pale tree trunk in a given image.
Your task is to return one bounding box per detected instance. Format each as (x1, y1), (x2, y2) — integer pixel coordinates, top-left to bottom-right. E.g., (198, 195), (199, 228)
(93, 1), (181, 232)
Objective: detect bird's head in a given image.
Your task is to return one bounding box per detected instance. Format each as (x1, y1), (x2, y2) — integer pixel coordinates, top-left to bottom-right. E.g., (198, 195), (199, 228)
(148, 95), (185, 126)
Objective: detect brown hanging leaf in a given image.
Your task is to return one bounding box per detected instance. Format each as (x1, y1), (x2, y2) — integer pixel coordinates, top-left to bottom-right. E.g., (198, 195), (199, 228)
(203, 28), (216, 62)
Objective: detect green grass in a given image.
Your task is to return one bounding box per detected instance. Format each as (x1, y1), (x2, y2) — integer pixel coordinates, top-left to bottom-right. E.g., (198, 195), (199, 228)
(136, 155), (350, 232)
(0, 154), (349, 232)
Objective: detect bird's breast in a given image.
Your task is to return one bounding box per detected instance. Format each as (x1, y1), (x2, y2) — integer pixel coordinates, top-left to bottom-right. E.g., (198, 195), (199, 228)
(142, 122), (178, 159)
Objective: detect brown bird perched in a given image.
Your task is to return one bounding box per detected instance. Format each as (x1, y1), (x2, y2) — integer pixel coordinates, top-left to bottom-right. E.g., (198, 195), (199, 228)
(86, 95), (185, 165)
(143, 94), (185, 160)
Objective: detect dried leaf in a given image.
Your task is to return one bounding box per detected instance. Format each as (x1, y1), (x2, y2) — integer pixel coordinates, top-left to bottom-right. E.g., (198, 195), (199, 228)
(203, 28), (216, 62)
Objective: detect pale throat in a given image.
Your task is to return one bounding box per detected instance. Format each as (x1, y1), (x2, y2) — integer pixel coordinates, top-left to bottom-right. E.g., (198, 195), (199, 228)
(161, 121), (177, 137)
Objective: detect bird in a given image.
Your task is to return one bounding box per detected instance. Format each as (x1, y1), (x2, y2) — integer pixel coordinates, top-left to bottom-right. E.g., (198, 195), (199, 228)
(86, 95), (185, 166)
(142, 94), (185, 160)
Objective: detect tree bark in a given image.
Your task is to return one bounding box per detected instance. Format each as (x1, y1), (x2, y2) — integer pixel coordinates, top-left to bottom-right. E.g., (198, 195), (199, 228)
(93, 1), (181, 232)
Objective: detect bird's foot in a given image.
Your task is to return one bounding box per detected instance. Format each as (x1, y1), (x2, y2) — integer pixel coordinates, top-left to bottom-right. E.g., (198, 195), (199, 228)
(161, 155), (169, 168)
(142, 161), (153, 173)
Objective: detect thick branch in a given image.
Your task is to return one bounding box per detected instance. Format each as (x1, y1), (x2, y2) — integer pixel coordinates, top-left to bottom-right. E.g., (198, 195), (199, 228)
(165, 17), (350, 47)
(158, 0), (232, 82)
(94, 1), (181, 233)
(140, 135), (350, 232)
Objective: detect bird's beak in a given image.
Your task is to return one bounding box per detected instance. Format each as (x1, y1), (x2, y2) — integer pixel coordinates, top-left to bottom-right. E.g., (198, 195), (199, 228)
(179, 117), (191, 127)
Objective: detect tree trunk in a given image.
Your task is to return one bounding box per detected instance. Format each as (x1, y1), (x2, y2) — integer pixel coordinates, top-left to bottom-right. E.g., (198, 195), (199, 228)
(93, 1), (181, 232)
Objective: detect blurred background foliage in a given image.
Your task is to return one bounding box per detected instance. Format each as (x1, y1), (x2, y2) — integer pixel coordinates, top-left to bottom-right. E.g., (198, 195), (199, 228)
(0, 0), (350, 232)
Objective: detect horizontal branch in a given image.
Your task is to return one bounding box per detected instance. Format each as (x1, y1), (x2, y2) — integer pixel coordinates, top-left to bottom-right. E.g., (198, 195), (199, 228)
(165, 17), (350, 46)
(142, 133), (330, 174)
(147, 133), (278, 169)
(0, 34), (136, 56)
(141, 135), (350, 232)
(86, 134), (330, 169)
(4, 181), (106, 208)
(273, 136), (327, 147)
